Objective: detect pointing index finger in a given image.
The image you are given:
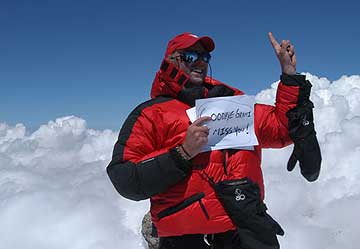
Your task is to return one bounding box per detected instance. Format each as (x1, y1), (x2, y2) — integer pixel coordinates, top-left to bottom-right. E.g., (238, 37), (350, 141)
(268, 32), (280, 49)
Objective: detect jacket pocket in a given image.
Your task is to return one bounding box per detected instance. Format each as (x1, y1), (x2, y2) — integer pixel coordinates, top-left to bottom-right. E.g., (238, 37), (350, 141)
(157, 192), (208, 219)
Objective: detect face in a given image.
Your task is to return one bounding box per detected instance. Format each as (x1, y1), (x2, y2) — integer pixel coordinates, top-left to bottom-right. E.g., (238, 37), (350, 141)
(169, 42), (209, 85)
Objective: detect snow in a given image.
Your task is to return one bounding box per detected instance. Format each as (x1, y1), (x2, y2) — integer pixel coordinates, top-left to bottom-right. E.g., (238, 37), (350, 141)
(1, 73), (360, 249)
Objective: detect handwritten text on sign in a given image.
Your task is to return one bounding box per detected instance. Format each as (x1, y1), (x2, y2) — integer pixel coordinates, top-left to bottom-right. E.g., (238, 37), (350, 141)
(195, 95), (258, 151)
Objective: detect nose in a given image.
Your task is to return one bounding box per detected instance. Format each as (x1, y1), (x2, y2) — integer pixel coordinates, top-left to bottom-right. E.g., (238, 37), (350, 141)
(192, 59), (208, 68)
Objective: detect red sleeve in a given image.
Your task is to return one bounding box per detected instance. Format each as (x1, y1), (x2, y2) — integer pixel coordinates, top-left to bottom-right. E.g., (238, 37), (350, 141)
(255, 81), (300, 148)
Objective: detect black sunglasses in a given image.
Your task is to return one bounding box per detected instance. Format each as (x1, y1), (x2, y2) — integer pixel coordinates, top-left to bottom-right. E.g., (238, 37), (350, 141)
(179, 51), (211, 64)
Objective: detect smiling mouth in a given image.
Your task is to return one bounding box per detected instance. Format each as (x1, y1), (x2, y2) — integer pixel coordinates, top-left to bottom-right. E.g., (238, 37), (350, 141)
(191, 69), (203, 74)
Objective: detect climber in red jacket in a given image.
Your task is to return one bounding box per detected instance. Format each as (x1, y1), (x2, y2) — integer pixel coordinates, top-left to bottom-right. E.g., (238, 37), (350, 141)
(107, 32), (318, 249)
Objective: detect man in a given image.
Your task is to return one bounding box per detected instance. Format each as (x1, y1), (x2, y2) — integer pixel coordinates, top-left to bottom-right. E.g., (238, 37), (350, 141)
(107, 32), (317, 249)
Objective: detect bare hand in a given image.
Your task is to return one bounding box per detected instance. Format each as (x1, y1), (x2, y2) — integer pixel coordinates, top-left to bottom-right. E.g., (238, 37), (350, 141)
(182, 116), (211, 158)
(268, 32), (297, 75)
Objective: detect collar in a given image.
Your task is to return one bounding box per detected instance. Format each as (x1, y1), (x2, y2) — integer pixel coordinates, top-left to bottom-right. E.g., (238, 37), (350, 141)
(150, 59), (239, 107)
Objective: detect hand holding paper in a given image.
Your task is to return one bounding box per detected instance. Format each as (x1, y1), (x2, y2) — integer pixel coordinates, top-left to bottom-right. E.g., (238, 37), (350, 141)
(182, 116), (211, 158)
(186, 95), (259, 152)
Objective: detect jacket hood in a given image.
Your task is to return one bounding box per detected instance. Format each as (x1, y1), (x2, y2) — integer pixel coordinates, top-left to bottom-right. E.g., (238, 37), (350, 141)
(150, 59), (243, 106)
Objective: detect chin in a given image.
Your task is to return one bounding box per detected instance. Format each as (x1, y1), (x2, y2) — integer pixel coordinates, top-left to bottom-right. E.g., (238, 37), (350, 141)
(189, 77), (205, 85)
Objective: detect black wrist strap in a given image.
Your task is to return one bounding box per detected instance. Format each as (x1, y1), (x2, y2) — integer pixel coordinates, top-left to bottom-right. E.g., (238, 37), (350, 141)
(169, 147), (192, 173)
(180, 144), (191, 158)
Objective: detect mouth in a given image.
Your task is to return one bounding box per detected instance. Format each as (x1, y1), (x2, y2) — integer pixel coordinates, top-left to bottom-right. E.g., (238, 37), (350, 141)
(191, 69), (204, 75)
(188, 68), (206, 84)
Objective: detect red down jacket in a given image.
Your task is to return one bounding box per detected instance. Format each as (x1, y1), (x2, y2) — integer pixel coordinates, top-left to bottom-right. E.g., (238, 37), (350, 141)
(107, 60), (303, 237)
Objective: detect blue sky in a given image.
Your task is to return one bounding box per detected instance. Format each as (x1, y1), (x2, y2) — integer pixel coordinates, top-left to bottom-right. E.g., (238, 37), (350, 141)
(1, 0), (359, 131)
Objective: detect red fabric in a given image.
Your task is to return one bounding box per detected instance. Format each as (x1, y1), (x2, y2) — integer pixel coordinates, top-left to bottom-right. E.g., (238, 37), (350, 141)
(124, 68), (299, 236)
(164, 32), (215, 58)
(150, 60), (243, 100)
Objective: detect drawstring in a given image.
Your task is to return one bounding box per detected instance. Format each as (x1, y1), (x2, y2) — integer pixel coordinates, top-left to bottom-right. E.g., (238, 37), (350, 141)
(203, 234), (215, 249)
(208, 63), (213, 86)
(201, 150), (228, 186)
(222, 150), (228, 175)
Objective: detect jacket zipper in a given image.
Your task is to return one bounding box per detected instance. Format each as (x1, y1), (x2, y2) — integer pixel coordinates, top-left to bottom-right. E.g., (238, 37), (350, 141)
(198, 199), (210, 220)
(157, 192), (207, 219)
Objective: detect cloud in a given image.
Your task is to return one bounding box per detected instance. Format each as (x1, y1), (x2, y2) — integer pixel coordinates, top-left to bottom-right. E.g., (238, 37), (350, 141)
(0, 116), (148, 249)
(0, 73), (359, 249)
(257, 73), (360, 249)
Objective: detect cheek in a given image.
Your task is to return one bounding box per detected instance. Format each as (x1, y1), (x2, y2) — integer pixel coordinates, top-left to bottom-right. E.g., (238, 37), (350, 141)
(179, 63), (191, 74)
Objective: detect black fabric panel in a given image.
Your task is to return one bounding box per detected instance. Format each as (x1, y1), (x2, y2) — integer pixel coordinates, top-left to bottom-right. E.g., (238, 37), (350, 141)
(170, 68), (178, 79)
(177, 75), (187, 85)
(297, 80), (312, 105)
(177, 86), (205, 107)
(176, 83), (236, 107)
(161, 61), (169, 72)
(207, 85), (235, 98)
(107, 150), (190, 201)
(159, 234), (210, 249)
(168, 147), (192, 173)
(280, 73), (312, 106)
(280, 73), (306, 86)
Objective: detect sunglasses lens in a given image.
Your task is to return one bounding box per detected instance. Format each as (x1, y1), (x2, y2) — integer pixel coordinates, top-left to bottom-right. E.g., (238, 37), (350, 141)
(183, 52), (198, 63)
(203, 53), (211, 63)
(181, 51), (211, 64)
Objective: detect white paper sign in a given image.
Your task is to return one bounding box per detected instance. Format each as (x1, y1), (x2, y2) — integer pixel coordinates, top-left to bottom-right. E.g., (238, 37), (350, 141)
(192, 95), (258, 152)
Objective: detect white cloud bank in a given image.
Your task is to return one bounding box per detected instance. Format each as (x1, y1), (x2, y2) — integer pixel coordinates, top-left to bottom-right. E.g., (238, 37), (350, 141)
(0, 73), (359, 249)
(0, 117), (148, 249)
